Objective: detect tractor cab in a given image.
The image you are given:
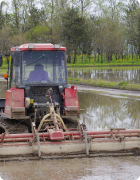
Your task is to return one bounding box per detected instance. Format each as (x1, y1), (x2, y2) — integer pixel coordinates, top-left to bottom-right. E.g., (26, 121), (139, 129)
(10, 43), (67, 87)
(0, 43), (79, 131)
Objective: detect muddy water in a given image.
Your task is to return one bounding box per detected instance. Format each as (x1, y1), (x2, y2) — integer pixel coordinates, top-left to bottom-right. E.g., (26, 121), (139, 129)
(68, 67), (140, 84)
(0, 83), (140, 179)
(78, 91), (140, 130)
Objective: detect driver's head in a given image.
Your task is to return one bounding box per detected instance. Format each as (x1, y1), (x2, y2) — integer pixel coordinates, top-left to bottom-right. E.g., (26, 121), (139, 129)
(34, 63), (43, 70)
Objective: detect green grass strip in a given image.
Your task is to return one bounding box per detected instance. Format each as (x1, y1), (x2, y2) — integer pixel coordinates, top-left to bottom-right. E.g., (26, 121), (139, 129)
(67, 62), (140, 67)
(68, 78), (140, 91)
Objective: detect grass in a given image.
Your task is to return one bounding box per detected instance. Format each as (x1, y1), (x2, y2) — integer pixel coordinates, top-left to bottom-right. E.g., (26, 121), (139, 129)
(68, 78), (140, 91)
(119, 82), (128, 86)
(67, 54), (140, 67)
(0, 68), (8, 76)
(67, 61), (140, 67)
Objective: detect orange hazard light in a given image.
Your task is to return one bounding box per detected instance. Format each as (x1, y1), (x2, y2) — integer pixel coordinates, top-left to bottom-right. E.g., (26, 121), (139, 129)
(3, 74), (7, 79)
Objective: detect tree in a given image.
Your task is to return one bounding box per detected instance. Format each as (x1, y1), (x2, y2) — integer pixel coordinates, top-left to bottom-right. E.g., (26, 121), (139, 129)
(0, 1), (8, 29)
(25, 25), (50, 43)
(81, 17), (94, 62)
(11, 0), (21, 34)
(61, 7), (86, 63)
(25, 6), (46, 31)
(125, 0), (140, 59)
(10, 34), (30, 46)
(0, 26), (11, 55)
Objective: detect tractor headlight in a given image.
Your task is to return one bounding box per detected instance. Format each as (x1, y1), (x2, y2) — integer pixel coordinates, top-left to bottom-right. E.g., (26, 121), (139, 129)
(59, 85), (64, 93)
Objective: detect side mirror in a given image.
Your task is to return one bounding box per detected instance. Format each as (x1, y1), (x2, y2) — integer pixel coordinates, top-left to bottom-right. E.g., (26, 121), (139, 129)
(0, 55), (2, 67)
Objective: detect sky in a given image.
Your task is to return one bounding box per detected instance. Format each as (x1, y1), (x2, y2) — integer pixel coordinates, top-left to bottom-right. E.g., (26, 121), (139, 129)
(3, 0), (140, 12)
(0, 0), (40, 12)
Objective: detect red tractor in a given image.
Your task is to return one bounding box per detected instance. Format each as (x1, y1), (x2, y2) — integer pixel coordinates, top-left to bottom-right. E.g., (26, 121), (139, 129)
(0, 43), (80, 134)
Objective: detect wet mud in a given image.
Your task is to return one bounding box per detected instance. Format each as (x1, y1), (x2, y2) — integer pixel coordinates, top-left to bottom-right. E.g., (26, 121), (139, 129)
(0, 156), (140, 180)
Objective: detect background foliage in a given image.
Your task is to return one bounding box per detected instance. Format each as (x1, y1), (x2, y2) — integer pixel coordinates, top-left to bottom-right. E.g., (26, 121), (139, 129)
(0, 0), (140, 64)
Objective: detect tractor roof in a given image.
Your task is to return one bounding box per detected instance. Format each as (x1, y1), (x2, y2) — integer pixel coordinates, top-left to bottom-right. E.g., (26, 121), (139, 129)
(11, 43), (66, 52)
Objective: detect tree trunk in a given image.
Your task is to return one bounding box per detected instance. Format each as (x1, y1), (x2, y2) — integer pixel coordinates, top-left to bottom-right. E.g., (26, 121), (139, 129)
(122, 53), (123, 59)
(94, 53), (96, 62)
(89, 54), (90, 62)
(67, 54), (71, 63)
(110, 53), (112, 61)
(73, 50), (77, 64)
(0, 2), (2, 12)
(101, 52), (102, 62)
(137, 53), (139, 61)
(115, 53), (117, 60)
(107, 52), (110, 63)
(67, 48), (71, 63)
(81, 0), (83, 14)
(0, 3), (2, 29)
(51, 0), (54, 43)
(82, 51), (83, 62)
(104, 53), (105, 62)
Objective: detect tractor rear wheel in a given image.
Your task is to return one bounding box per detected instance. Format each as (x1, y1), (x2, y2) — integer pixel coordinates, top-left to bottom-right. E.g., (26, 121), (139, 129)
(0, 117), (29, 134)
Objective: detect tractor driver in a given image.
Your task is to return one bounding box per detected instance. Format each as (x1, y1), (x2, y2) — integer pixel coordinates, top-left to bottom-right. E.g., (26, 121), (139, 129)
(29, 63), (50, 82)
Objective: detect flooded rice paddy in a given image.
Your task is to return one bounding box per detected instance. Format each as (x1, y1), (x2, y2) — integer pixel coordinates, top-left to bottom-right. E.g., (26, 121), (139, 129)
(68, 66), (140, 84)
(0, 67), (140, 179)
(78, 90), (140, 131)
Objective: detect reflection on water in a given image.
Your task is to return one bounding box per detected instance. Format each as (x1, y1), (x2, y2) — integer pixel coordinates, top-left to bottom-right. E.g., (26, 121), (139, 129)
(68, 67), (140, 84)
(79, 91), (140, 130)
(0, 156), (140, 180)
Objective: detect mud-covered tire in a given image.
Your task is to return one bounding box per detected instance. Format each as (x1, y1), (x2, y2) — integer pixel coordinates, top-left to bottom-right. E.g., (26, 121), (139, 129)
(0, 117), (29, 134)
(63, 118), (87, 131)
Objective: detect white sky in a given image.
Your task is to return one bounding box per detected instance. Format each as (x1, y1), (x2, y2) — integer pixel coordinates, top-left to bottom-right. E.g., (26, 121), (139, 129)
(3, 0), (139, 11)
(3, 0), (40, 11)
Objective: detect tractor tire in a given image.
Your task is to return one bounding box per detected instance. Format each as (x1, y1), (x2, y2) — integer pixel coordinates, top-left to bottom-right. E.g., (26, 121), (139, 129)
(0, 117), (29, 134)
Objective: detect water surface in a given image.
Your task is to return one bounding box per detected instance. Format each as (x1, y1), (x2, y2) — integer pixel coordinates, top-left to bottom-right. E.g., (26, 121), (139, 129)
(78, 91), (140, 130)
(68, 67), (140, 84)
